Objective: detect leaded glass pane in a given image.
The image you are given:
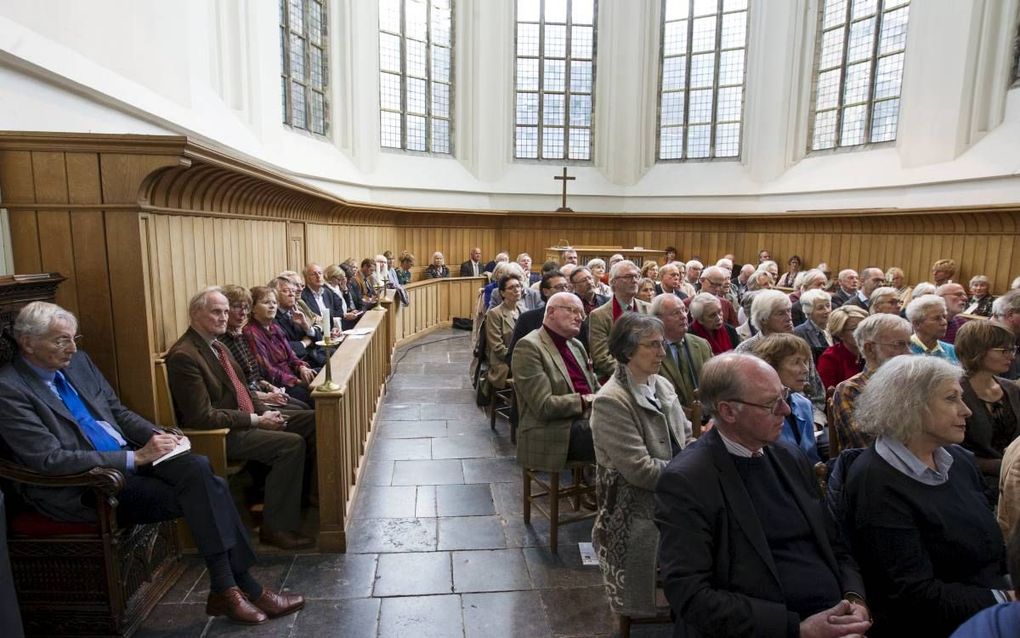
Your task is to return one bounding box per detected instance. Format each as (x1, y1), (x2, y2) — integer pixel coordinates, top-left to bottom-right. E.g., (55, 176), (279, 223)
(545, 24), (567, 58)
(281, 0), (329, 135)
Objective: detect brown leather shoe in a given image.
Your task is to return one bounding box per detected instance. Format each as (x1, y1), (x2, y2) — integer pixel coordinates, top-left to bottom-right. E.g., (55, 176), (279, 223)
(206, 587), (267, 625)
(259, 528), (315, 550)
(250, 588), (305, 619)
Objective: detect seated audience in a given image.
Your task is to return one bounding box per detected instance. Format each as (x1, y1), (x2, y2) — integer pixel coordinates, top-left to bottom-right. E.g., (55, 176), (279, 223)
(561, 248), (579, 265)
(655, 353), (870, 638)
(818, 305), (868, 389)
(831, 314), (912, 450)
(652, 293), (712, 416)
(221, 285), (307, 410)
(323, 265), (363, 329)
(912, 281), (937, 298)
(733, 263), (756, 298)
(955, 320), (1020, 504)
(395, 252), (415, 285)
(0, 301), (304, 625)
(760, 259), (780, 282)
(244, 286), (317, 406)
(869, 286), (903, 315)
(423, 251), (450, 279)
(690, 292), (740, 355)
(351, 258), (380, 309)
(793, 288), (833, 363)
(683, 260), (703, 294)
(513, 292), (599, 470)
(907, 295), (959, 365)
(570, 266), (609, 316)
(484, 251), (509, 275)
(966, 275), (995, 317)
(517, 253), (541, 285)
(939, 282), (970, 344)
(301, 262), (347, 330)
(886, 266), (913, 306)
(842, 355), (1009, 637)
(488, 263), (543, 311)
(591, 313), (690, 618)
(588, 260), (652, 379)
(637, 277), (656, 303)
(790, 268), (828, 326)
(507, 271), (571, 365)
(166, 287), (317, 551)
(271, 276), (325, 368)
(482, 261), (513, 307)
(758, 248), (772, 263)
(777, 254), (802, 288)
(992, 291), (1020, 380)
(587, 258), (612, 296)
(859, 268), (887, 310)
(831, 269), (864, 310)
(749, 334), (821, 463)
(689, 265), (739, 326)
(655, 263), (688, 300)
(640, 260), (659, 282)
(932, 258), (958, 286)
(460, 246), (484, 277)
(484, 275), (524, 391)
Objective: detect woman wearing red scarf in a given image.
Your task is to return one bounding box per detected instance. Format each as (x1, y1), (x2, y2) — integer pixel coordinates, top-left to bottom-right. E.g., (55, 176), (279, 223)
(689, 293), (741, 354)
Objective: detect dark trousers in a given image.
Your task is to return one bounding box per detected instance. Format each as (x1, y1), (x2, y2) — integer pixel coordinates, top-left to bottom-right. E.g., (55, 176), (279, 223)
(116, 453), (255, 574)
(566, 418), (596, 464)
(0, 492), (25, 638)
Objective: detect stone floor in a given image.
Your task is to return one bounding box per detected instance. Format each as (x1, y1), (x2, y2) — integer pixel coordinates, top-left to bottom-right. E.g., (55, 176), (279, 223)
(138, 328), (673, 637)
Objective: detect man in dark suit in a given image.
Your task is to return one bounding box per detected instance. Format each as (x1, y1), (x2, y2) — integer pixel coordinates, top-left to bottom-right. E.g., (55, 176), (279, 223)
(655, 263), (688, 300)
(0, 301), (303, 625)
(460, 247), (484, 278)
(831, 269), (866, 310)
(300, 262), (346, 332)
(271, 276), (326, 367)
(655, 353), (871, 638)
(166, 287), (316, 551)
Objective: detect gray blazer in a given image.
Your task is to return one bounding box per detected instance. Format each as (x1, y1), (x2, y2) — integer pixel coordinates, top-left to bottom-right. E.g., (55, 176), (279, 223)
(513, 327), (599, 471)
(0, 354), (159, 521)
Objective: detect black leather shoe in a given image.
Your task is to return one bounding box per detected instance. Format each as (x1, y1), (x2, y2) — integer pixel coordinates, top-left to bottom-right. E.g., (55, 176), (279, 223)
(206, 587), (267, 624)
(259, 529), (315, 550)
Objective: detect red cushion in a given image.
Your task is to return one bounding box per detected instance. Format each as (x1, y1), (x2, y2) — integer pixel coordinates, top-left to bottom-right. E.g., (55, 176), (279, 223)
(9, 510), (99, 537)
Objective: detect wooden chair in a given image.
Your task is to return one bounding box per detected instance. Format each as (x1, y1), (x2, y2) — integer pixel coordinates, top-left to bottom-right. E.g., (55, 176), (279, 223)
(0, 460), (184, 637)
(490, 378), (515, 431)
(522, 461), (596, 552)
(825, 385), (841, 459)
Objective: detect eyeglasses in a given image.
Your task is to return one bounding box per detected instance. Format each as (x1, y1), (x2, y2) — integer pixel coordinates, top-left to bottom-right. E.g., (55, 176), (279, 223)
(990, 346), (1020, 356)
(549, 283), (572, 292)
(725, 388), (791, 415)
(639, 340), (666, 351)
(50, 335), (84, 350)
(549, 305), (586, 319)
(873, 340), (910, 349)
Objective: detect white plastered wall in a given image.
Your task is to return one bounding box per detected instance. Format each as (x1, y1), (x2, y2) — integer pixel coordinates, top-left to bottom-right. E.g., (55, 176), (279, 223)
(0, 0), (1018, 214)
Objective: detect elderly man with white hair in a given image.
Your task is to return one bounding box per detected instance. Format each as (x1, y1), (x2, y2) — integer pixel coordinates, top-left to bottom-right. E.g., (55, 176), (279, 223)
(793, 288), (833, 363)
(831, 269), (865, 310)
(907, 294), (959, 365)
(652, 293), (712, 416)
(937, 282), (970, 344)
(684, 260), (703, 293)
(516, 252), (541, 285)
(685, 265), (738, 326)
(830, 313), (912, 450)
(992, 290), (1020, 380)
(656, 263), (688, 300)
(732, 263), (756, 299)
(588, 260), (652, 379)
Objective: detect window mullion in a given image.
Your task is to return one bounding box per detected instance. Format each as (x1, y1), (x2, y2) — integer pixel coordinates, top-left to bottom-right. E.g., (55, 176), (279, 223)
(682, 0), (695, 159)
(865, 6), (886, 144)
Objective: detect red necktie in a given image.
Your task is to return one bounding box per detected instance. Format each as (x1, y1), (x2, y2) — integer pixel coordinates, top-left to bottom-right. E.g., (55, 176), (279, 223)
(213, 341), (254, 414)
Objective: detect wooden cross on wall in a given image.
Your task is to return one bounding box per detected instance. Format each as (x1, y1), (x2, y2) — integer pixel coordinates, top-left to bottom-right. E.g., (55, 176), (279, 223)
(554, 167), (575, 213)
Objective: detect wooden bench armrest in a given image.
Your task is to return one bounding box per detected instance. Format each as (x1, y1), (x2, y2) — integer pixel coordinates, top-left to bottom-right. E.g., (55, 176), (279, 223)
(181, 428), (231, 438)
(180, 428), (232, 477)
(0, 458), (125, 495)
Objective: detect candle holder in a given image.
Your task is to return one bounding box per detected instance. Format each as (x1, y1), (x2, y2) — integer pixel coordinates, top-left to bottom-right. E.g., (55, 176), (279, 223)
(315, 335), (344, 392)
(372, 280), (386, 310)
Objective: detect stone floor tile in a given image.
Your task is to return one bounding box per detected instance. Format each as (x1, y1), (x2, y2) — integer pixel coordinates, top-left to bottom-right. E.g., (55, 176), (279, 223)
(288, 598), (381, 638)
(524, 545), (604, 589)
(501, 515), (595, 550)
(135, 603), (210, 638)
(452, 549), (532, 593)
(462, 457), (522, 484)
(391, 388), (478, 405)
(539, 586), (614, 637)
(285, 553), (378, 599)
(425, 361), (477, 375)
(492, 435), (517, 458)
(377, 403), (421, 421)
(378, 594), (465, 638)
(461, 591), (554, 638)
(422, 403), (488, 421)
(373, 551), (454, 596)
(351, 485), (419, 519)
(345, 517), (438, 554)
(446, 417), (493, 436)
(371, 437), (433, 461)
(436, 484), (496, 517)
(158, 556), (206, 604)
(359, 460), (395, 486)
(388, 374), (467, 389)
(438, 515), (507, 551)
(391, 459), (466, 486)
(491, 481), (525, 517)
(416, 485), (438, 517)
(377, 419), (448, 439)
(431, 435), (495, 460)
(186, 555), (294, 601)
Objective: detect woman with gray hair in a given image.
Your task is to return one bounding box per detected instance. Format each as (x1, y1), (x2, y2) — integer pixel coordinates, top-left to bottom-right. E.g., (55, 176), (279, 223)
(793, 288), (832, 363)
(690, 292), (740, 354)
(869, 286), (903, 315)
(906, 294), (958, 365)
(840, 355), (1009, 637)
(790, 269), (828, 326)
(587, 258), (612, 297)
(590, 312), (689, 620)
(965, 275), (995, 317)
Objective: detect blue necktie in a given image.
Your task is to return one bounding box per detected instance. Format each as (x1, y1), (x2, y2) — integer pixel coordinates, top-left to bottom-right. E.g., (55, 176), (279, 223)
(53, 371), (122, 452)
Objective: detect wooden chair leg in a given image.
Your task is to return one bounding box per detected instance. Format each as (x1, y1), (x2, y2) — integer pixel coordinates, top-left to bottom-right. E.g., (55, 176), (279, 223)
(522, 468), (531, 524)
(619, 614), (632, 638)
(549, 471), (560, 553)
(571, 466), (582, 511)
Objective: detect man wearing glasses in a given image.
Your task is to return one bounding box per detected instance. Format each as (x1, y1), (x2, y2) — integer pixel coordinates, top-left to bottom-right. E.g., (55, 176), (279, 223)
(513, 292), (600, 471)
(655, 353), (871, 638)
(588, 260), (652, 379)
(687, 265), (739, 326)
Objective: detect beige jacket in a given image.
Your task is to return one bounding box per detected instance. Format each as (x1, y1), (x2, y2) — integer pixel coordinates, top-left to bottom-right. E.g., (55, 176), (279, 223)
(587, 297), (652, 379)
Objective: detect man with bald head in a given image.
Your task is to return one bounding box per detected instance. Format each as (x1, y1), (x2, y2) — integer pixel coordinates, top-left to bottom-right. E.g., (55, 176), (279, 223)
(655, 353), (870, 638)
(653, 294), (711, 421)
(937, 282), (970, 344)
(460, 247), (484, 278)
(300, 262), (345, 335)
(858, 268), (886, 308)
(587, 260), (652, 379)
(513, 292), (600, 471)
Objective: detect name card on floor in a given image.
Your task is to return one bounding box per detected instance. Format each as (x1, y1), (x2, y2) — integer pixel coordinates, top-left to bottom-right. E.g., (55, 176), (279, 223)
(579, 542), (598, 566)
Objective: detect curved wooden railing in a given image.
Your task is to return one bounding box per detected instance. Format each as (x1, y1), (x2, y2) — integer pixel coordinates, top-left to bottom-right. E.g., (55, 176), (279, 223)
(309, 276), (484, 551)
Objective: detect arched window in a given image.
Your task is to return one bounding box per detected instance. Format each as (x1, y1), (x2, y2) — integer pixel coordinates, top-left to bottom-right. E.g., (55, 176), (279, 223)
(810, 0), (910, 151)
(658, 0), (749, 161)
(514, 0), (596, 161)
(379, 0), (454, 153)
(280, 0), (329, 135)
